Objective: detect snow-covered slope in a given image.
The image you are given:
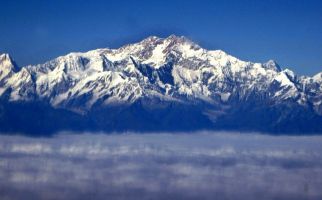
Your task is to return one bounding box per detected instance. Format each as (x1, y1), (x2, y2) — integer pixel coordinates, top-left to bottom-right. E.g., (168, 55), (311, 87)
(0, 35), (321, 134)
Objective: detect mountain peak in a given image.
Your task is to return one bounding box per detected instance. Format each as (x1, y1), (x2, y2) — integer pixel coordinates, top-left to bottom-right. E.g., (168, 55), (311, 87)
(166, 34), (186, 40)
(139, 35), (161, 44)
(165, 34), (194, 45)
(0, 53), (18, 75)
(139, 35), (191, 46)
(0, 53), (13, 64)
(313, 72), (322, 83)
(263, 59), (281, 72)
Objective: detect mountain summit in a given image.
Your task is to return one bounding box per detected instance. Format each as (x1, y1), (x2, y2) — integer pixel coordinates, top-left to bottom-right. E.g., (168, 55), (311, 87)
(0, 35), (321, 134)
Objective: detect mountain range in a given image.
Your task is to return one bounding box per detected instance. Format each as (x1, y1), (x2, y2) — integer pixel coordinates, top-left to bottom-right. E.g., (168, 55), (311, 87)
(1, 35), (321, 135)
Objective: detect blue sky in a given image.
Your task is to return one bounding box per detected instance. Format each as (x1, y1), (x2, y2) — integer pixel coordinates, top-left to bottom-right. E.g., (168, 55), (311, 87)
(0, 0), (321, 75)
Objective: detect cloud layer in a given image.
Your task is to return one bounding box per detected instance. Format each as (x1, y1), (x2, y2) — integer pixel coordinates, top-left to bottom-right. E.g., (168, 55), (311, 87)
(0, 132), (322, 200)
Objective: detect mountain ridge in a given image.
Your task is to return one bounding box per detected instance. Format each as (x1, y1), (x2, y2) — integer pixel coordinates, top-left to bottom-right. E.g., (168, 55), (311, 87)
(0, 35), (321, 134)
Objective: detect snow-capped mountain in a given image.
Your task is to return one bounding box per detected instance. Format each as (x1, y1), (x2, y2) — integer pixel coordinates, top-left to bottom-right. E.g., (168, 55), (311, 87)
(0, 35), (321, 134)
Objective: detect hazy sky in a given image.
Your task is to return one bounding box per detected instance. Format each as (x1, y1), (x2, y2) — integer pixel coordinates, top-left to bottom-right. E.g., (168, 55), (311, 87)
(0, 0), (321, 75)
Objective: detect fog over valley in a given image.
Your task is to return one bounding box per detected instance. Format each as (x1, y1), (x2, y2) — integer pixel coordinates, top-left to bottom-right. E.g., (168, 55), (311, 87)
(0, 132), (321, 200)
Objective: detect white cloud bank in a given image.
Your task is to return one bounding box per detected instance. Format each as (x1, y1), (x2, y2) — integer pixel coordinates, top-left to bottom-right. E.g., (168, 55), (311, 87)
(0, 132), (322, 200)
